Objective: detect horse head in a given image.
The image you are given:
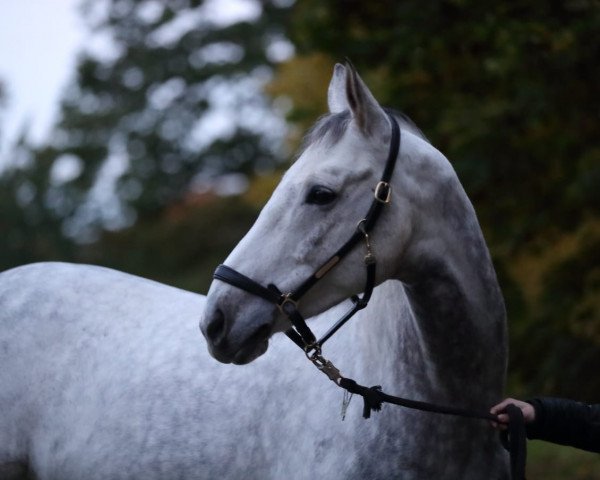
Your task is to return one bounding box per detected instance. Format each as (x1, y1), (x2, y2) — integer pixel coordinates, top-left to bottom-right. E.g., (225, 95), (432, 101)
(201, 63), (448, 364)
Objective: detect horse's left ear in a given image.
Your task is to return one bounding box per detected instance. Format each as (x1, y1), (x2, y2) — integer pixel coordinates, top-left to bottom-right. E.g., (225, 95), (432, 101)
(328, 63), (349, 113)
(345, 62), (388, 137)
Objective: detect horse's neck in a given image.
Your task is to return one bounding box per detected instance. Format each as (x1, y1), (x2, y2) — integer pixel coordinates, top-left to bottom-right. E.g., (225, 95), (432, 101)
(358, 179), (507, 407)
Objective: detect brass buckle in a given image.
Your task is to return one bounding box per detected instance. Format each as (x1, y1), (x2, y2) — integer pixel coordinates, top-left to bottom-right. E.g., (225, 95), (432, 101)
(374, 181), (392, 204)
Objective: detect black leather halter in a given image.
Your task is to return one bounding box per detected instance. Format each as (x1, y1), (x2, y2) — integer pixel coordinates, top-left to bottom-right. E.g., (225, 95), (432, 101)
(213, 112), (400, 352)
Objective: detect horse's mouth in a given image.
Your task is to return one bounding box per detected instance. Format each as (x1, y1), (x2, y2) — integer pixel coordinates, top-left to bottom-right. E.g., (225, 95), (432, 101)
(232, 338), (269, 365)
(208, 323), (271, 365)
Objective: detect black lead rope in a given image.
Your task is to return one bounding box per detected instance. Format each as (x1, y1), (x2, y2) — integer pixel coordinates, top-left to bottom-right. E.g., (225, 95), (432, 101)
(292, 340), (526, 479)
(330, 372), (527, 480)
(502, 404), (527, 480)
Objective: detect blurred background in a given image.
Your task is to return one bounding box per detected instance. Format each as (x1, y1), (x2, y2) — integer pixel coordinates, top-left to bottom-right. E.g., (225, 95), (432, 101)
(0, 0), (598, 476)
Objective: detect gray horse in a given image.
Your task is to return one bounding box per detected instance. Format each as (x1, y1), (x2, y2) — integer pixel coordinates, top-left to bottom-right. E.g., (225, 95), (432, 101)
(201, 63), (509, 478)
(0, 64), (508, 479)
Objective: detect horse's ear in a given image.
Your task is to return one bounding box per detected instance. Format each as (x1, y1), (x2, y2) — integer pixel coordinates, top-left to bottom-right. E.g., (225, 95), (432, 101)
(327, 63), (349, 113)
(345, 62), (387, 137)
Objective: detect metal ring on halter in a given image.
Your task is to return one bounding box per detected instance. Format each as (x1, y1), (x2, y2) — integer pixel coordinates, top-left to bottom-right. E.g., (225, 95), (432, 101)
(304, 343), (321, 358)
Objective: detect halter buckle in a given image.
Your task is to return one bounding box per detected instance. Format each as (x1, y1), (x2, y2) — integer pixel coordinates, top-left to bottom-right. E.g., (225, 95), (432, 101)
(374, 181), (392, 204)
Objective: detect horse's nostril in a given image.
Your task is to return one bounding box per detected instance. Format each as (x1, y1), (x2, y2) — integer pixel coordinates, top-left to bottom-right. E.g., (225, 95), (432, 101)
(206, 309), (227, 344)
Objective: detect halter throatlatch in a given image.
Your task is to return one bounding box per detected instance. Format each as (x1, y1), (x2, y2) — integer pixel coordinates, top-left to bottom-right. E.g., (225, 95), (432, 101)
(212, 112), (526, 480)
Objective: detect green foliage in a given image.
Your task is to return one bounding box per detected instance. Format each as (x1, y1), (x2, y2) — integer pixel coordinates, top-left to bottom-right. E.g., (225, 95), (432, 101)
(0, 139), (76, 271)
(290, 0), (599, 242)
(514, 223), (600, 400)
(528, 440), (600, 479)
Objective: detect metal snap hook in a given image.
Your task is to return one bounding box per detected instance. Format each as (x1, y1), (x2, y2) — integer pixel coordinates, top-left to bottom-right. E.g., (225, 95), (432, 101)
(357, 220), (376, 265)
(306, 348), (342, 384)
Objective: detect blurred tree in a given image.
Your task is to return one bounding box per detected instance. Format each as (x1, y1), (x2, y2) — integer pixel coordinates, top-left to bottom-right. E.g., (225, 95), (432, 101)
(0, 80), (5, 144)
(46, 0), (292, 238)
(0, 138), (76, 269)
(0, 1), (293, 277)
(273, 0), (600, 397)
(287, 0), (599, 244)
(266, 52), (332, 142)
(81, 192), (260, 293)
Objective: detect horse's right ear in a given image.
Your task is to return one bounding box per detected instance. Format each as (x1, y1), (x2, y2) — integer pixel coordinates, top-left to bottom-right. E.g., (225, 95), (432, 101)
(344, 62), (387, 137)
(327, 63), (349, 113)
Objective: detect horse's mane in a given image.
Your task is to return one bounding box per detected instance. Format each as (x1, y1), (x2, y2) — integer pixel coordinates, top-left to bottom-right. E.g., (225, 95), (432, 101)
(299, 108), (430, 157)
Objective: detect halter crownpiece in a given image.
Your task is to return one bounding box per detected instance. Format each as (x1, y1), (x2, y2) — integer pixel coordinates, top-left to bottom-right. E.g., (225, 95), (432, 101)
(213, 111), (400, 351)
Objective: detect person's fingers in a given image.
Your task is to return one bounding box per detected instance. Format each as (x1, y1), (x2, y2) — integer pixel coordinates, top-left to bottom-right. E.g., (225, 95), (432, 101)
(496, 413), (510, 424)
(489, 416), (509, 430)
(490, 398), (520, 430)
(490, 398), (517, 415)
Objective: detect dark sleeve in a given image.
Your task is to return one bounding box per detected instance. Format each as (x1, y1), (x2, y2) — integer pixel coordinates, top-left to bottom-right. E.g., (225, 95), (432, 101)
(526, 397), (600, 453)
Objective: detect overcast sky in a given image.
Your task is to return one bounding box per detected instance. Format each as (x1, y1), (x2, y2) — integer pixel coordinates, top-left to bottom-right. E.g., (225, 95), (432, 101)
(0, 0), (86, 162)
(0, 0), (270, 169)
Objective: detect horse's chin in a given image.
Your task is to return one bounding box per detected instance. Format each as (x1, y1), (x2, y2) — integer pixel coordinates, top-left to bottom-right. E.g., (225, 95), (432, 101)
(232, 339), (269, 365)
(208, 339), (269, 365)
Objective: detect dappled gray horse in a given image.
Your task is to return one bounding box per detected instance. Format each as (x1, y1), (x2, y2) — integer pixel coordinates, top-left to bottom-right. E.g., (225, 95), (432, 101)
(0, 64), (508, 479)
(202, 63), (509, 478)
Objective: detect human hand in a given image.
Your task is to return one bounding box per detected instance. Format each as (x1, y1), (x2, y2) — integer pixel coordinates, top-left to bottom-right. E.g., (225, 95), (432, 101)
(490, 398), (536, 430)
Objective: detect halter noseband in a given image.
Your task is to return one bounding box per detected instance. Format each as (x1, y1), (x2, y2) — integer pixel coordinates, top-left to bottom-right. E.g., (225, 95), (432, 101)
(213, 112), (401, 353)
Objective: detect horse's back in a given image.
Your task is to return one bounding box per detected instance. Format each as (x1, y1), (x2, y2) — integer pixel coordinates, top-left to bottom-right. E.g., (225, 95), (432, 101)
(0, 263), (393, 479)
(0, 262), (206, 383)
(0, 263), (328, 479)
(0, 262), (221, 479)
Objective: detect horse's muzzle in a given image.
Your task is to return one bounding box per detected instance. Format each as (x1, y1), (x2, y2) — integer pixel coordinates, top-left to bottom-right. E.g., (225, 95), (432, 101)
(200, 301), (272, 364)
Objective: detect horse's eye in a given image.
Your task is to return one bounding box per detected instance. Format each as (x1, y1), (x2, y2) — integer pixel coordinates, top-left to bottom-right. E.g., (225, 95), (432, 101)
(305, 185), (337, 205)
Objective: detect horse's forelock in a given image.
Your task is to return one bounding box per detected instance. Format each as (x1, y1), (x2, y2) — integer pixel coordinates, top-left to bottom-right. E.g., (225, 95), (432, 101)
(299, 110), (352, 155)
(298, 109), (429, 159)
